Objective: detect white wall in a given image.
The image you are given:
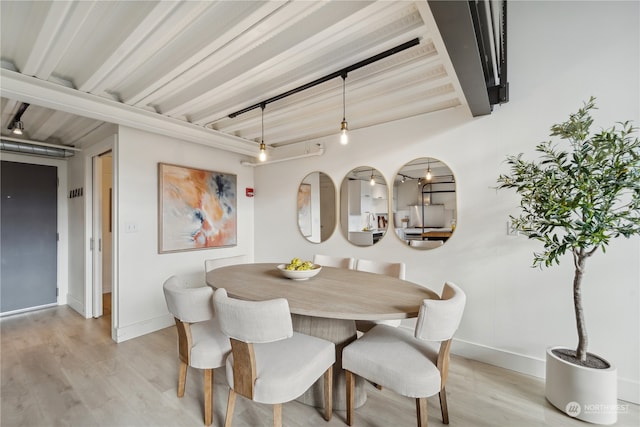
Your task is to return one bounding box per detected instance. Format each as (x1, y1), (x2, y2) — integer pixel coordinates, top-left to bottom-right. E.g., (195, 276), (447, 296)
(253, 1), (639, 403)
(114, 126), (255, 342)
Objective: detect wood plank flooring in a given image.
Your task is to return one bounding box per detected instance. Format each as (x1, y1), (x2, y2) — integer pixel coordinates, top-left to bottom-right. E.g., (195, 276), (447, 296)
(1, 306), (638, 427)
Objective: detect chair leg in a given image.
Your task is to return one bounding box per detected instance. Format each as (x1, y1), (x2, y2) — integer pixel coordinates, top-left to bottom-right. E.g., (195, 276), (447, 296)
(323, 366), (333, 421)
(224, 389), (236, 427)
(273, 403), (282, 427)
(345, 370), (355, 426)
(439, 387), (449, 424)
(177, 361), (188, 397)
(204, 369), (213, 426)
(416, 397), (428, 427)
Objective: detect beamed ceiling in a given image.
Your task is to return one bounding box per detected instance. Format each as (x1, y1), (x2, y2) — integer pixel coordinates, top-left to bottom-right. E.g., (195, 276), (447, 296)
(0, 1), (506, 160)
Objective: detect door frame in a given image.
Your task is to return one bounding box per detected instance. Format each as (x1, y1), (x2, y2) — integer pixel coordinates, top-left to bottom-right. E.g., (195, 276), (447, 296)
(83, 135), (117, 339)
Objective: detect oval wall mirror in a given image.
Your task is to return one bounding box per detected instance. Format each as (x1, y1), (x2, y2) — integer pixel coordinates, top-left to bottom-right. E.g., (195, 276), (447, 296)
(392, 157), (456, 249)
(297, 171), (336, 243)
(339, 166), (389, 246)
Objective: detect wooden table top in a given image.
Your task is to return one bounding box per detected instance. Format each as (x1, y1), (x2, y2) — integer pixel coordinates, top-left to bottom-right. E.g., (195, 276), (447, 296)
(206, 263), (439, 321)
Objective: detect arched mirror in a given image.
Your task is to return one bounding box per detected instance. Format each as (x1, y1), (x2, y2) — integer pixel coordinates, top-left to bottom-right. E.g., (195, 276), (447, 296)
(340, 166), (389, 246)
(392, 157), (456, 249)
(297, 171), (336, 243)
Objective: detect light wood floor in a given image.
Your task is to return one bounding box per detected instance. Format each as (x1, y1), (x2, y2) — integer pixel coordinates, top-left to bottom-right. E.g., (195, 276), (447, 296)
(1, 306), (638, 427)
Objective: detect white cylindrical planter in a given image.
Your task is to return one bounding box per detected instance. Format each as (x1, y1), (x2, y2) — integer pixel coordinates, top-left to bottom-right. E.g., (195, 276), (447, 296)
(545, 346), (617, 425)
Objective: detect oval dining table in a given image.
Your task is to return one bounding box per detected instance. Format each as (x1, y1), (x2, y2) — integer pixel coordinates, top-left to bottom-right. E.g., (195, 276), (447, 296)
(206, 262), (439, 410)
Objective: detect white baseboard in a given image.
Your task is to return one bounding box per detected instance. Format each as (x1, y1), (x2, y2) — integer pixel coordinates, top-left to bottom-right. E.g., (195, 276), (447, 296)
(618, 377), (640, 405)
(66, 294), (87, 318)
(449, 338), (639, 405)
(114, 314), (174, 343)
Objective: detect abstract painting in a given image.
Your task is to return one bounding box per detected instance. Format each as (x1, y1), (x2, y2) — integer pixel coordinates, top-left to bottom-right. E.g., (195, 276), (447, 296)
(297, 183), (312, 237)
(159, 163), (237, 253)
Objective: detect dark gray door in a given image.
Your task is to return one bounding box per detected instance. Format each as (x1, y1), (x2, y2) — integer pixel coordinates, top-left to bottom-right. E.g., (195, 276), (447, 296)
(1, 161), (58, 313)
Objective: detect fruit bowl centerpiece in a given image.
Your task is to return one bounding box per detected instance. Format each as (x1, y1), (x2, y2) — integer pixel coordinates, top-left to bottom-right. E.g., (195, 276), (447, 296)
(277, 258), (322, 281)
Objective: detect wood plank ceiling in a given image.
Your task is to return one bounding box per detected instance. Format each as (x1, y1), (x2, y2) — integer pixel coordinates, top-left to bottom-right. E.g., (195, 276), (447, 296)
(0, 1), (485, 159)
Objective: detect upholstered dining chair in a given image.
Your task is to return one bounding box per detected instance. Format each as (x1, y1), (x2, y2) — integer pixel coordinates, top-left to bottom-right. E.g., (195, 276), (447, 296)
(354, 259), (406, 331)
(204, 254), (248, 273)
(343, 282), (466, 427)
(213, 288), (335, 427)
(313, 254), (355, 269)
(163, 276), (231, 426)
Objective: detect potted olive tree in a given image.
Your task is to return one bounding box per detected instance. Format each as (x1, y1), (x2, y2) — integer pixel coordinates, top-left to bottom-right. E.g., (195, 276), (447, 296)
(497, 97), (640, 425)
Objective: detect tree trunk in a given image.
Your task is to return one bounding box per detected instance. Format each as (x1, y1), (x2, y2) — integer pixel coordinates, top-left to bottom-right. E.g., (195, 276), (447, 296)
(573, 250), (588, 362)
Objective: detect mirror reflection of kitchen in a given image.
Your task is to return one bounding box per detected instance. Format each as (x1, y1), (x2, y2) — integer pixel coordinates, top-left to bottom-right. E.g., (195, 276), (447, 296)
(340, 166), (388, 246)
(393, 157), (456, 250)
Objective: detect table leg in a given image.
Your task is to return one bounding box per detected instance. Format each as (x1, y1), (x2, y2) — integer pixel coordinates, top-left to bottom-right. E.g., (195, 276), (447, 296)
(291, 314), (367, 410)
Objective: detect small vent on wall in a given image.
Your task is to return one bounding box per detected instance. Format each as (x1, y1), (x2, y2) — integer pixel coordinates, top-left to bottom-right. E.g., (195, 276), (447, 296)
(0, 137), (79, 159)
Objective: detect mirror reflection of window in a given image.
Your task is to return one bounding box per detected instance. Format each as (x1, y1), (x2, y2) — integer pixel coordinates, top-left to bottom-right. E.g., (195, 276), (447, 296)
(297, 172), (336, 243)
(393, 158), (456, 249)
(340, 166), (388, 246)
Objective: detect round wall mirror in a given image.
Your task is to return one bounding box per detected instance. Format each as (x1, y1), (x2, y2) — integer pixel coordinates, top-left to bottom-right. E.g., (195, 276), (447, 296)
(297, 171), (336, 243)
(392, 157), (456, 249)
(339, 166), (389, 246)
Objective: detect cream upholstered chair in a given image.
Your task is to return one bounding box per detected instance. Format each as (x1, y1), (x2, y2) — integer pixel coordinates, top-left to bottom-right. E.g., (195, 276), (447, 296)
(163, 276), (231, 426)
(343, 283), (466, 427)
(313, 254), (355, 269)
(354, 259), (406, 331)
(204, 254), (248, 273)
(410, 240), (444, 249)
(213, 288), (335, 427)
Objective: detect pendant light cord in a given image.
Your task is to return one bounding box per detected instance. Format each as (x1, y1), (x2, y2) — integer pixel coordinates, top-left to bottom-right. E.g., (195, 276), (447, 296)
(342, 74), (347, 122)
(261, 103), (265, 143)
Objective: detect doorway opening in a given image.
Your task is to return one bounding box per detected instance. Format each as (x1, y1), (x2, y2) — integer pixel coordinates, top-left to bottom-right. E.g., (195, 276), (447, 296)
(92, 151), (113, 335)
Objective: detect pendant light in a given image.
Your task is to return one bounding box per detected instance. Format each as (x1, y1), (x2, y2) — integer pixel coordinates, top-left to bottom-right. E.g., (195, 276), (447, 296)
(339, 73), (349, 145)
(425, 159), (432, 181)
(259, 104), (266, 162)
(370, 169), (375, 186)
(12, 120), (24, 135)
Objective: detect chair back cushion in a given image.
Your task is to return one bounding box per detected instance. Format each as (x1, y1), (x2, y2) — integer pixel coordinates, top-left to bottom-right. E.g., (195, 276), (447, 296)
(355, 259), (405, 279)
(313, 254), (355, 269)
(163, 275), (214, 323)
(214, 288), (293, 343)
(414, 282), (466, 341)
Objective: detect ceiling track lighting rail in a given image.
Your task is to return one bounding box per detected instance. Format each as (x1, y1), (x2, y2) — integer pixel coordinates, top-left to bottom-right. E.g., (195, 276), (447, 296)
(7, 102), (30, 134)
(228, 38), (420, 119)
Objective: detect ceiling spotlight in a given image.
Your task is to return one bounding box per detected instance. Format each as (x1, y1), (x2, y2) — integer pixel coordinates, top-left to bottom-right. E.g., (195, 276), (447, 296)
(259, 104), (267, 162)
(340, 74), (349, 145)
(12, 120), (24, 135)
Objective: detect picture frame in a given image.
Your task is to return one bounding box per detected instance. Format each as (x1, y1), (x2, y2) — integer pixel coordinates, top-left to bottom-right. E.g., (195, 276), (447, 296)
(158, 163), (237, 253)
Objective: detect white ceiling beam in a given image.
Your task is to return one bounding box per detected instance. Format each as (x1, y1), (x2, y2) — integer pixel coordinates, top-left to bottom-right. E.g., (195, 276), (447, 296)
(35, 1), (99, 81)
(77, 1), (181, 92)
(1, 69), (258, 157)
(189, 3), (425, 125)
(125, 1), (287, 107)
(28, 111), (75, 142)
(156, 1), (330, 116)
(161, 1), (407, 118)
(89, 1), (214, 96)
(21, 1), (74, 76)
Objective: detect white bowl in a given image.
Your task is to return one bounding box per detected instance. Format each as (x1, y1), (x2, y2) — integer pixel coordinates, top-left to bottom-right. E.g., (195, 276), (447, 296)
(277, 264), (322, 280)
